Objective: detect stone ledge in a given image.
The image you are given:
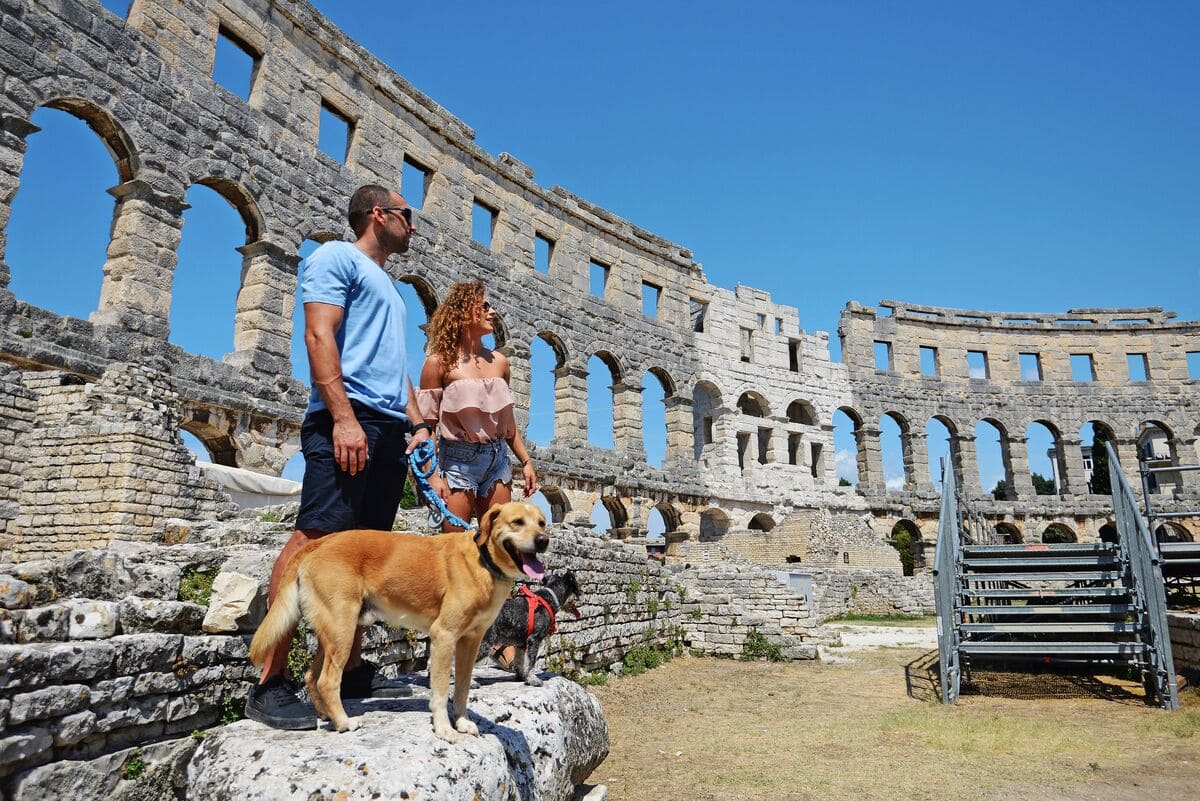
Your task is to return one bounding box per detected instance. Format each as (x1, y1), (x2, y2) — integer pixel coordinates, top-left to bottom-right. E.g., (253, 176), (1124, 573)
(188, 671), (608, 801)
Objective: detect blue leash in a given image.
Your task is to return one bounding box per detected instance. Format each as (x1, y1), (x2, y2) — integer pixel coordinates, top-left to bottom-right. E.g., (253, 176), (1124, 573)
(408, 438), (475, 531)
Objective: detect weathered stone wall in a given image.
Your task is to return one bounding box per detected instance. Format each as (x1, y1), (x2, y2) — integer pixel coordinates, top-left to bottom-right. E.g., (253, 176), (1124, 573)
(1167, 611), (1200, 681)
(0, 366), (34, 562)
(805, 566), (935, 620)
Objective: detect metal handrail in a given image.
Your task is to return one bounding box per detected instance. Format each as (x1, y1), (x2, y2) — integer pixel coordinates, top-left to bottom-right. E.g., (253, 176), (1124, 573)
(933, 458), (962, 704)
(1109, 442), (1180, 711)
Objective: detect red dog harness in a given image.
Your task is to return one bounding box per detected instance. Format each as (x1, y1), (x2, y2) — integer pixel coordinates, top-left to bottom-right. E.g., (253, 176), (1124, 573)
(520, 585), (557, 637)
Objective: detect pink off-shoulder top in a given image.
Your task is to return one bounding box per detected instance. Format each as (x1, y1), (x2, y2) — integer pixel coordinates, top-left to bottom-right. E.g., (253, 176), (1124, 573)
(414, 377), (516, 442)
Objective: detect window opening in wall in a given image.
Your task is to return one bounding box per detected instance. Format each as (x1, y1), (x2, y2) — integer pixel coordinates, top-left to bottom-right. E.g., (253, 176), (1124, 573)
(1070, 353), (1096, 382)
(1026, 421), (1060, 495)
(740, 327), (754, 363)
(810, 442), (823, 479)
(472, 200), (497, 248)
(6, 107), (116, 321)
(213, 27), (259, 101)
(832, 409), (860, 486)
(1019, 352), (1042, 381)
(689, 298), (708, 332)
(534, 233), (554, 274)
(318, 102), (352, 163)
(1189, 352), (1200, 379)
(975, 419), (1007, 497)
(528, 336), (559, 445)
(642, 281), (661, 318)
(737, 432), (751, 471)
(1127, 353), (1149, 382)
(788, 339), (801, 372)
(642, 371), (668, 468)
(586, 354), (615, 449)
(101, 1), (132, 17)
(966, 350), (990, 379)
(171, 184), (246, 360)
(589, 260), (609, 298)
(880, 413), (907, 493)
(919, 346), (938, 377)
(702, 415), (713, 445)
(401, 156), (430, 209)
(788, 433), (802, 466)
(874, 341), (893, 372)
(775, 317), (783, 336)
(757, 427), (772, 464)
(925, 417), (953, 492)
(757, 313), (766, 330)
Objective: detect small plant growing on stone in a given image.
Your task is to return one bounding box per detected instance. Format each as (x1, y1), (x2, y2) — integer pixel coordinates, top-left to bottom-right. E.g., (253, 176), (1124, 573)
(217, 692), (244, 725)
(625, 580), (641, 603)
(689, 608), (703, 621)
(121, 748), (147, 781)
(257, 508), (281, 523)
(741, 630), (784, 662)
(286, 625), (313, 684)
(178, 568), (217, 606)
(647, 597), (659, 618)
(602, 603), (612, 622)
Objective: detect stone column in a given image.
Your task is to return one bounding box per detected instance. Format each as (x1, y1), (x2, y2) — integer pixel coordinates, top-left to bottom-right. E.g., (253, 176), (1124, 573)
(951, 433), (979, 497)
(226, 240), (299, 376)
(856, 424), (883, 494)
(92, 179), (188, 339)
(1063, 434), (1088, 497)
(612, 381), (645, 461)
(662, 395), (693, 468)
(552, 365), (588, 445)
(908, 429), (933, 493)
(506, 342), (532, 433)
(0, 114), (41, 287)
(1006, 435), (1036, 498)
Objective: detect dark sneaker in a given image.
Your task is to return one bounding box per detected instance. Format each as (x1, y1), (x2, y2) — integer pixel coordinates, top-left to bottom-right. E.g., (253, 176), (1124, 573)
(341, 660), (413, 699)
(245, 676), (317, 730)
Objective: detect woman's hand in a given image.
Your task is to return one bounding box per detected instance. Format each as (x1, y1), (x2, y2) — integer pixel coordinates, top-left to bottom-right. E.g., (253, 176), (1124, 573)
(429, 472), (451, 502)
(522, 461), (538, 497)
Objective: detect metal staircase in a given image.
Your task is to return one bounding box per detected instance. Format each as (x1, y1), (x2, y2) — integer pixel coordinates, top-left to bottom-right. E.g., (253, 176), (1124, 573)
(933, 443), (1179, 710)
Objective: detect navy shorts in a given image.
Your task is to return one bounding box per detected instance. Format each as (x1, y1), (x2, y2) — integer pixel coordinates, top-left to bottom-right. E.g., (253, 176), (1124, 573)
(295, 401), (411, 532)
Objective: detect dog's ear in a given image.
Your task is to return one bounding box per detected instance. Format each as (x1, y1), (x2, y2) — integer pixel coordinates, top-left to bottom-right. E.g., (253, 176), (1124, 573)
(474, 505), (504, 546)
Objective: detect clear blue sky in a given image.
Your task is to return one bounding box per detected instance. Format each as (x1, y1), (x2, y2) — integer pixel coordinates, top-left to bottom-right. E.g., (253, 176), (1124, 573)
(7, 0), (1200, 511)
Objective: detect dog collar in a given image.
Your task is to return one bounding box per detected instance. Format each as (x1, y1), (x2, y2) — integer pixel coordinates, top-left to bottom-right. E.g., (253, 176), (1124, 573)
(477, 543), (507, 579)
(537, 586), (560, 610)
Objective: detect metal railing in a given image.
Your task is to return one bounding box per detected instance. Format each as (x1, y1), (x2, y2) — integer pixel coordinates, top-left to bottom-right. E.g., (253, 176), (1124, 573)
(1109, 442), (1180, 711)
(933, 458), (962, 704)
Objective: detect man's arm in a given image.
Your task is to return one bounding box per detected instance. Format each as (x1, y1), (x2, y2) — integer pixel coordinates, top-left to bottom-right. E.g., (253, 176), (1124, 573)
(305, 301), (368, 476)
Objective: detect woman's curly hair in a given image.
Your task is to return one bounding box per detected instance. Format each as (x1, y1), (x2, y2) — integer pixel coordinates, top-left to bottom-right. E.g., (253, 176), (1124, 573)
(425, 280), (486, 374)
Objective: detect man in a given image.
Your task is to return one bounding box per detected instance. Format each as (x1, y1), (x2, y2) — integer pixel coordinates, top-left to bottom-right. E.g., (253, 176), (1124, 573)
(246, 184), (433, 729)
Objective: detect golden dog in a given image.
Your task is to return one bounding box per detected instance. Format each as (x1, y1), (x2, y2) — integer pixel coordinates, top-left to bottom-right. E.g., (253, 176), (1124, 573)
(249, 501), (548, 740)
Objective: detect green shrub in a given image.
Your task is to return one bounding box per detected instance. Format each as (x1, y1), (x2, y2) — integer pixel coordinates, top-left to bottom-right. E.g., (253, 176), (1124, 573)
(622, 644), (671, 676)
(741, 630), (784, 662)
(647, 597), (659, 618)
(121, 748), (147, 781)
(217, 693), (243, 725)
(257, 509), (281, 523)
(625, 580), (641, 603)
(178, 569), (217, 606)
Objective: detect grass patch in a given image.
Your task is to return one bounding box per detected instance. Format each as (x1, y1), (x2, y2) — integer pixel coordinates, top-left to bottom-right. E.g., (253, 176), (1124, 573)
(178, 569), (218, 606)
(622, 644), (672, 676)
(741, 630), (784, 662)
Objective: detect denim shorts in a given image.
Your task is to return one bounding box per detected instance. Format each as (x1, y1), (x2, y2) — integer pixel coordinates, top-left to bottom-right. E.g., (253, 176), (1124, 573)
(439, 439), (511, 496)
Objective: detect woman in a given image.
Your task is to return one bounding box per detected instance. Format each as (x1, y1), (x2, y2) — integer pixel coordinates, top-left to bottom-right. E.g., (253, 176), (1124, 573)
(416, 281), (538, 531)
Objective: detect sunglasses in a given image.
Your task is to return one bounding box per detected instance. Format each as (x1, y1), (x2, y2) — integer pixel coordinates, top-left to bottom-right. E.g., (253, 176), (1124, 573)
(379, 206), (413, 226)
(482, 301), (493, 312)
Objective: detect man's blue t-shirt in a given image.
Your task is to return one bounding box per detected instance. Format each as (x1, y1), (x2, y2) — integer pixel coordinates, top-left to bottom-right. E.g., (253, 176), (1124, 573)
(300, 241), (408, 420)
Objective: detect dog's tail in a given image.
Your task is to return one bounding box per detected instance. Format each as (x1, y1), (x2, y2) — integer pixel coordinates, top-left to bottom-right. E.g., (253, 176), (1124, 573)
(248, 551), (306, 667)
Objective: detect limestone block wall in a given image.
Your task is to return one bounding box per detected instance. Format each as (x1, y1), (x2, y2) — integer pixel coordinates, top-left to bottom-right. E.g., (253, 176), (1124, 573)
(12, 364), (235, 560)
(0, 366), (35, 561)
(1167, 611), (1200, 681)
(805, 567), (935, 620)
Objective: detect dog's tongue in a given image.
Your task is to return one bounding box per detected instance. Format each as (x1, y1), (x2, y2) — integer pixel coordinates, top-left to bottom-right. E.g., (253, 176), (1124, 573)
(521, 553), (546, 580)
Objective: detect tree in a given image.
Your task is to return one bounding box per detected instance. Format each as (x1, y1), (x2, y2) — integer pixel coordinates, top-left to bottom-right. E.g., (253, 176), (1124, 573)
(1031, 472), (1056, 495)
(1043, 524), (1074, 543)
(991, 480), (1009, 500)
(890, 522), (916, 576)
(838, 477), (852, 487)
(1090, 427), (1113, 495)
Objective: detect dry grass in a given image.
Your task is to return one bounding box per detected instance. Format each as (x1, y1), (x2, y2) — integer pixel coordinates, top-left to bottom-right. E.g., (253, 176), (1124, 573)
(587, 646), (1200, 801)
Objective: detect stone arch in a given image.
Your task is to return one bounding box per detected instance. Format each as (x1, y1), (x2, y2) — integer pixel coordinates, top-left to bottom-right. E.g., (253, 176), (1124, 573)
(535, 330), (570, 367)
(881, 410), (914, 492)
(1026, 419), (1065, 495)
(736, 391), (770, 418)
(1041, 523), (1077, 543)
(994, 521), (1023, 544)
(699, 507), (730, 542)
(178, 415), (237, 468)
(786, 399), (817, 425)
(654, 501), (683, 533)
(748, 513), (776, 532)
(834, 406), (864, 488)
(890, 518), (926, 573)
(535, 485), (570, 524)
(1156, 522), (1193, 543)
(1137, 419), (1179, 495)
(641, 368), (674, 468)
(645, 366), (677, 398)
(41, 97), (137, 182)
(191, 176), (264, 245)
(587, 351), (622, 449)
(975, 417), (1014, 498)
(589, 349), (627, 384)
(398, 274), (439, 318)
(599, 495), (628, 530)
(1098, 521), (1119, 544)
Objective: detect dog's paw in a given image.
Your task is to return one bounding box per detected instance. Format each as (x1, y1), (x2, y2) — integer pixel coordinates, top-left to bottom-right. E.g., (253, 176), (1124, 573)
(333, 718), (361, 733)
(454, 717), (479, 737)
(433, 723), (460, 743)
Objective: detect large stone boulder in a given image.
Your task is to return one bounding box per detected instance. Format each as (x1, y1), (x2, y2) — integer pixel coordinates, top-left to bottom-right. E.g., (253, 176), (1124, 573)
(187, 671), (608, 801)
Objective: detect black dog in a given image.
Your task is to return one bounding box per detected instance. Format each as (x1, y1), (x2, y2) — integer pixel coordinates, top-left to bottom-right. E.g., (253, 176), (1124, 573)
(476, 572), (581, 686)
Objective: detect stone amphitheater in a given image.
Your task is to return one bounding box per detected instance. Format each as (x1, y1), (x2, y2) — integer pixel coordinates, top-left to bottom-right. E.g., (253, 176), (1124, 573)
(0, 0), (1197, 798)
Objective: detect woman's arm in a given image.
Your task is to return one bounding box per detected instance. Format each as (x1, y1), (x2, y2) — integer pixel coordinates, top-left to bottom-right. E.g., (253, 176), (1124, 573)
(415, 354), (451, 500)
